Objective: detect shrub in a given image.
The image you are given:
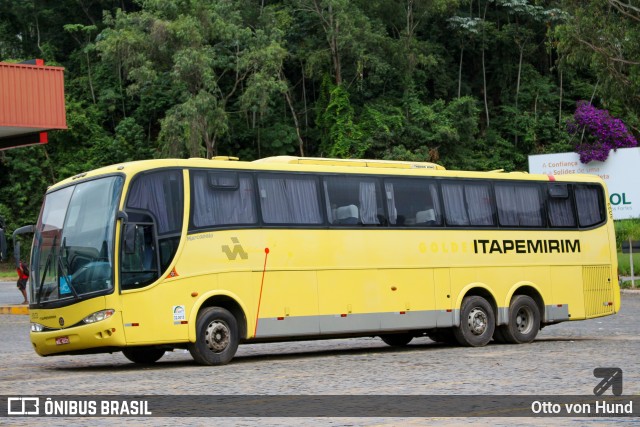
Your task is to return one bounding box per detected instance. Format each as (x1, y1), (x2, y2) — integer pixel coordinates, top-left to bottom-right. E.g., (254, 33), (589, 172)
(567, 101), (637, 163)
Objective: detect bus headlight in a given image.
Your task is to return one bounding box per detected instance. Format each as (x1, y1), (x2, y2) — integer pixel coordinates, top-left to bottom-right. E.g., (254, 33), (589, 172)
(31, 323), (44, 332)
(82, 309), (115, 324)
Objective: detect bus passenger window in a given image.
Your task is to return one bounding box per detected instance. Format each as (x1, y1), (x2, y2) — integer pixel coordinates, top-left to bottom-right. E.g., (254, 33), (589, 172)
(258, 174), (322, 224)
(574, 185), (604, 227)
(442, 182), (495, 226)
(442, 183), (470, 226)
(190, 171), (257, 228)
(495, 184), (543, 227)
(547, 184), (576, 227)
(383, 178), (442, 226)
(324, 176), (384, 226)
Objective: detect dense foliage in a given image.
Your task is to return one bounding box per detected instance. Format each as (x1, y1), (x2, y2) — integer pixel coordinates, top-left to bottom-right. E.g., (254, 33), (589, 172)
(0, 0), (639, 236)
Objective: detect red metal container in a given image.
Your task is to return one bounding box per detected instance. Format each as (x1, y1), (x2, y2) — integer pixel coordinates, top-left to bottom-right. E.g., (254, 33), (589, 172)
(0, 60), (66, 149)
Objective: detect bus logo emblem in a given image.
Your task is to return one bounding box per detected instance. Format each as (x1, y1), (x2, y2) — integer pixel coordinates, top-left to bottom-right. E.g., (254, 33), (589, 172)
(222, 237), (248, 260)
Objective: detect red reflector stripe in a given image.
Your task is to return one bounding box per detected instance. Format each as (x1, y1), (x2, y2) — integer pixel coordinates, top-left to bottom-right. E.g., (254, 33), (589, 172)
(446, 309), (452, 313)
(547, 175), (556, 181)
(608, 302), (613, 306)
(341, 314), (347, 317)
(181, 321), (188, 324)
(399, 311), (406, 315)
(277, 317), (284, 320)
(557, 304), (563, 307)
(132, 323), (139, 327)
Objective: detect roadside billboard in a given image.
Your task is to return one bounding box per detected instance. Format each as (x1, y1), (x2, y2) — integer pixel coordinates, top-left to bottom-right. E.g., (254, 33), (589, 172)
(528, 147), (640, 220)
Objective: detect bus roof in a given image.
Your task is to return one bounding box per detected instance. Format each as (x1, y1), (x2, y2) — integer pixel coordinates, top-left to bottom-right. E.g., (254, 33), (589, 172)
(253, 156), (446, 170)
(47, 155), (606, 193)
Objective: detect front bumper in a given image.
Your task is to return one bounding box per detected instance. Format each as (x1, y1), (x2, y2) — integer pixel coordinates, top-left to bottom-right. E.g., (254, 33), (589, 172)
(30, 311), (126, 356)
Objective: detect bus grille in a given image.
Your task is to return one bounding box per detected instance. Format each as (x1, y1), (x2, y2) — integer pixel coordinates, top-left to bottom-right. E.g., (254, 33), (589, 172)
(583, 266), (615, 318)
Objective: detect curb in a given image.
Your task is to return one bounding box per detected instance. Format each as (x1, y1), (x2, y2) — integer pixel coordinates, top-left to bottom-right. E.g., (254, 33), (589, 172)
(0, 305), (29, 315)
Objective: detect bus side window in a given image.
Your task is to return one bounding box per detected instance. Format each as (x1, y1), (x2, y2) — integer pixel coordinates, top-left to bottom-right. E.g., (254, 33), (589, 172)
(442, 181), (495, 227)
(124, 170), (184, 288)
(324, 176), (384, 226)
(442, 183), (470, 226)
(547, 183), (576, 227)
(257, 174), (322, 224)
(190, 171), (257, 228)
(495, 184), (544, 227)
(121, 223), (158, 290)
(574, 184), (605, 227)
(383, 178), (442, 226)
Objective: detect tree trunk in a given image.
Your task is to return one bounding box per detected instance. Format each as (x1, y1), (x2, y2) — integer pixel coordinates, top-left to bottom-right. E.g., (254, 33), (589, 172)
(458, 46), (464, 99)
(558, 69), (563, 126)
(515, 44), (524, 147)
(86, 51), (96, 104)
(328, 4), (342, 85)
(481, 2), (489, 128)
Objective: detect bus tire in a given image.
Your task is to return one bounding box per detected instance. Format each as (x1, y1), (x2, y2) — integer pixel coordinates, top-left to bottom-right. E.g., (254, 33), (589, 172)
(189, 307), (239, 366)
(453, 296), (495, 347)
(380, 333), (413, 347)
(499, 295), (540, 344)
(122, 347), (165, 364)
(427, 328), (457, 344)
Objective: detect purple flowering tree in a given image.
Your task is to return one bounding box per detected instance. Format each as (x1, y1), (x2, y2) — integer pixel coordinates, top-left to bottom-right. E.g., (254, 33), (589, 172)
(567, 101), (638, 163)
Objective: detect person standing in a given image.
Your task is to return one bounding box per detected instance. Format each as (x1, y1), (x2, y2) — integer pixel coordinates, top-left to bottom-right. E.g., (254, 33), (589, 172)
(16, 260), (28, 305)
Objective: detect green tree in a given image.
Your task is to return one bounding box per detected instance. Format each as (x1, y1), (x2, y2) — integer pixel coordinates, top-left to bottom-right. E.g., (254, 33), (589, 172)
(557, 0), (640, 129)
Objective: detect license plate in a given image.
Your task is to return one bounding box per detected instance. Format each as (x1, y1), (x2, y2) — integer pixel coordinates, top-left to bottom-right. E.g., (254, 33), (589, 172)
(55, 336), (70, 345)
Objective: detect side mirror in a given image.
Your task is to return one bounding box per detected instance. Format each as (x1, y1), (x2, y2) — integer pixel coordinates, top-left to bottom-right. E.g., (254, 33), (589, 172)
(12, 225), (35, 267)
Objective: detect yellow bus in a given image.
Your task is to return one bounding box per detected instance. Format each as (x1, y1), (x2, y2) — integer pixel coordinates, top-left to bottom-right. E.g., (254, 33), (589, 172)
(25, 156), (620, 365)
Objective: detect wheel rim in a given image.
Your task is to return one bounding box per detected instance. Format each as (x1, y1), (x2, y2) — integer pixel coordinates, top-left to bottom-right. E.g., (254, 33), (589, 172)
(467, 307), (488, 335)
(515, 306), (534, 335)
(204, 320), (230, 353)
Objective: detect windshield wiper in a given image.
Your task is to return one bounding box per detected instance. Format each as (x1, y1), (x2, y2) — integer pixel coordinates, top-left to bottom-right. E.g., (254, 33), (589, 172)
(36, 248), (53, 305)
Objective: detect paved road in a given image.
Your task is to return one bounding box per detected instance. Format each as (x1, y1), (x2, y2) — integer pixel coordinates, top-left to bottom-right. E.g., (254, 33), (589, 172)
(0, 284), (638, 426)
(0, 280), (22, 306)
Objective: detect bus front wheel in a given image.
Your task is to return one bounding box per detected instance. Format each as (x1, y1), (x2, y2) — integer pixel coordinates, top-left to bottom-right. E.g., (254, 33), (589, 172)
(498, 295), (540, 344)
(122, 347), (165, 364)
(189, 307), (239, 366)
(453, 296), (495, 347)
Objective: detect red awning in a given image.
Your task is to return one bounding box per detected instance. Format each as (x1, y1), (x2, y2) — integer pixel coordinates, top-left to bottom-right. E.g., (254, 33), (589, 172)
(0, 60), (66, 150)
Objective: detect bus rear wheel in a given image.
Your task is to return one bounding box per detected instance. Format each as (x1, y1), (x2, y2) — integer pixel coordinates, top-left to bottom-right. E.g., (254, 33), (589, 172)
(453, 296), (495, 347)
(380, 333), (413, 347)
(189, 307), (239, 366)
(122, 347), (165, 364)
(498, 295), (540, 344)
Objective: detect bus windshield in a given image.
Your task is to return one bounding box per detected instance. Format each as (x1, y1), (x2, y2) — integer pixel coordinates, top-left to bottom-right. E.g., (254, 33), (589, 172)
(31, 176), (124, 305)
